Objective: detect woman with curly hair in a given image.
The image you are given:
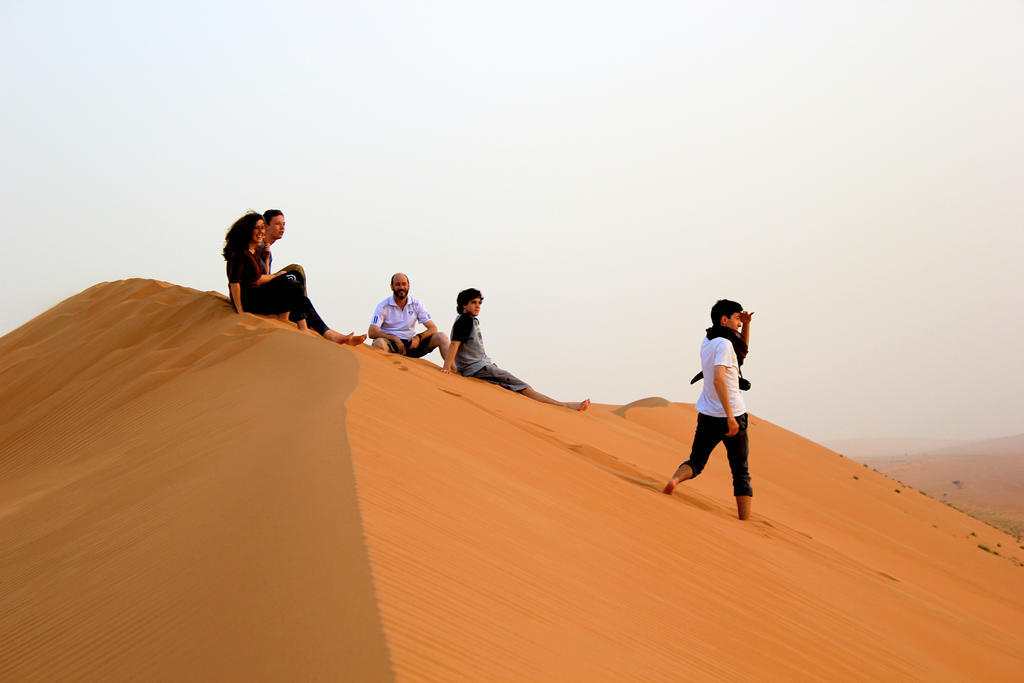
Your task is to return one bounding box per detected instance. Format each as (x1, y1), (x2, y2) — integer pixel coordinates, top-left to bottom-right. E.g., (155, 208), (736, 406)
(223, 211), (365, 345)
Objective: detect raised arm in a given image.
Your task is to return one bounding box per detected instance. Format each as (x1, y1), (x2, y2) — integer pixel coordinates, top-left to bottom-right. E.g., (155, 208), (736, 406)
(739, 311), (753, 348)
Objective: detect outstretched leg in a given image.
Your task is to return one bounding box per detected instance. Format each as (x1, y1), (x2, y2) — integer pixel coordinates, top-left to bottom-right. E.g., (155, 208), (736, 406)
(662, 464), (694, 495)
(294, 295), (364, 345)
(520, 387), (589, 411)
(663, 413), (722, 496)
(324, 329), (367, 346)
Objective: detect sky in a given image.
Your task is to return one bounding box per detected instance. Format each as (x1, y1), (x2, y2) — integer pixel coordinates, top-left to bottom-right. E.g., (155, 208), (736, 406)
(2, 1), (1022, 443)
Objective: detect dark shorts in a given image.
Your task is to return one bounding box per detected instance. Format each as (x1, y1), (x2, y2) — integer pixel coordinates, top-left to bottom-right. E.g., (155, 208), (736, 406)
(385, 335), (437, 359)
(680, 412), (752, 497)
(470, 364), (530, 392)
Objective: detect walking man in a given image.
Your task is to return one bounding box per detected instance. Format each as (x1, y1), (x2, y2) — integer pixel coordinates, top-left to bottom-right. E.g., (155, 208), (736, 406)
(663, 299), (754, 520)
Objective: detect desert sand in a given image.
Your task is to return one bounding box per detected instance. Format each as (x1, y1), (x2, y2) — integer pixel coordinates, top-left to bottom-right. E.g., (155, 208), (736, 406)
(840, 436), (1024, 539)
(2, 280), (1023, 681)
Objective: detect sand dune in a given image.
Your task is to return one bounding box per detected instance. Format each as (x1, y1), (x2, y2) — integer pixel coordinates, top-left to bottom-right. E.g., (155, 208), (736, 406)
(843, 435), (1024, 538)
(0, 281), (390, 680)
(830, 434), (1024, 537)
(2, 280), (1023, 680)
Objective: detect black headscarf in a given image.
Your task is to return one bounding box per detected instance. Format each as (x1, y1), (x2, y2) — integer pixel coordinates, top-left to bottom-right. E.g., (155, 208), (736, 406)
(689, 325), (750, 388)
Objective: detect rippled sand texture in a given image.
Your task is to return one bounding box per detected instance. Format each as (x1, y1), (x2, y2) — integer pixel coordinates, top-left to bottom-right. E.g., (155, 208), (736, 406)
(2, 280), (1023, 681)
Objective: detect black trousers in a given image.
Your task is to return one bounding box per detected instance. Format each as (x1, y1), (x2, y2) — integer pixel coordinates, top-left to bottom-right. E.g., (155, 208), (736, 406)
(243, 275), (328, 335)
(280, 270), (329, 335)
(681, 412), (753, 497)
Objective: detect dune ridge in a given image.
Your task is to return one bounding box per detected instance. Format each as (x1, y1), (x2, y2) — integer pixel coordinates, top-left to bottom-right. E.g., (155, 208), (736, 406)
(1, 280), (391, 681)
(2, 280), (1023, 680)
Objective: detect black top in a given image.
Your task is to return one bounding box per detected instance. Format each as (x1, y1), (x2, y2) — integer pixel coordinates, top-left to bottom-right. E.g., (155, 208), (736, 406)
(227, 249), (263, 287)
(451, 313), (475, 343)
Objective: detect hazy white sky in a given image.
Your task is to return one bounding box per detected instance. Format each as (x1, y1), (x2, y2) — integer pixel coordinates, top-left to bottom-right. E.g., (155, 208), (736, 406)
(2, 1), (1022, 442)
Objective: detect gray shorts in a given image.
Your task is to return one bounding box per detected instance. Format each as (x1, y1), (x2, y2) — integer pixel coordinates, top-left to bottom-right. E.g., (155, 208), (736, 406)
(470, 364), (530, 392)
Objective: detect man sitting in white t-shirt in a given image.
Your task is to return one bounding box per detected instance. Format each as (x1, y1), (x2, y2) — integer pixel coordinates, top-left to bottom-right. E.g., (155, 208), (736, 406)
(368, 273), (450, 361)
(663, 299), (755, 520)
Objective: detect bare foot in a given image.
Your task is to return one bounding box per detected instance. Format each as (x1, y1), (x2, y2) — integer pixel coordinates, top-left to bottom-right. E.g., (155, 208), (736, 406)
(663, 479), (678, 495)
(569, 398), (590, 412)
(324, 330), (366, 346)
(323, 329), (349, 344)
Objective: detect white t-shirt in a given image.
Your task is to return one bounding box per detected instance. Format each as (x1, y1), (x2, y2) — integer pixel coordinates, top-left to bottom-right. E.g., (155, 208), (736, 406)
(370, 296), (432, 338)
(694, 337), (746, 418)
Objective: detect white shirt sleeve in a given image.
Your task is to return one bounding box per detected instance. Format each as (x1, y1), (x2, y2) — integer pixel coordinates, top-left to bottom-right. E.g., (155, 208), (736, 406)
(416, 301), (432, 323)
(371, 301), (386, 327)
(711, 339), (736, 368)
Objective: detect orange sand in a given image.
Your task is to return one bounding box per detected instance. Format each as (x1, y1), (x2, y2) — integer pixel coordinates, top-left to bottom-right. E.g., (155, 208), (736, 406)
(2, 280), (1023, 680)
(857, 442), (1024, 538)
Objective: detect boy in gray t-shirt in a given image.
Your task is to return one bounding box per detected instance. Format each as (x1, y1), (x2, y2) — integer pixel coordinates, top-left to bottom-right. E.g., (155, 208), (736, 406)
(442, 288), (590, 411)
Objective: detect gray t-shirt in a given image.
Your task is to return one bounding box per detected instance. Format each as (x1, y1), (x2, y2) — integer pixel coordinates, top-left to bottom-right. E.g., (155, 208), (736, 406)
(450, 313), (492, 376)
